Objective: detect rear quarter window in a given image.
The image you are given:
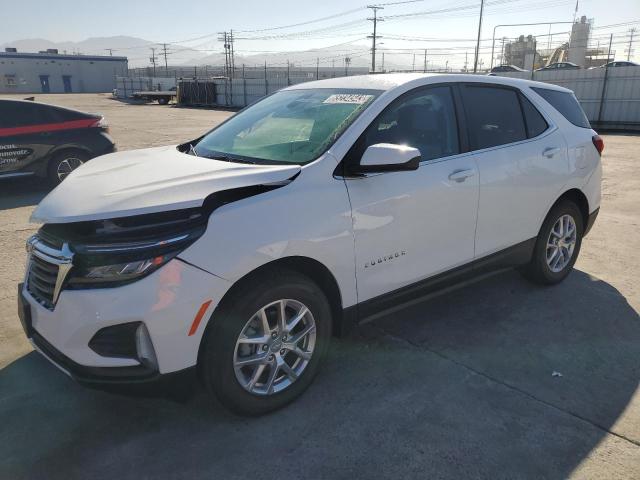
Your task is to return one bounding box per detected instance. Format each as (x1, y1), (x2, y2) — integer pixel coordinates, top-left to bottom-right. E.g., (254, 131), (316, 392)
(532, 87), (590, 128)
(519, 94), (548, 138)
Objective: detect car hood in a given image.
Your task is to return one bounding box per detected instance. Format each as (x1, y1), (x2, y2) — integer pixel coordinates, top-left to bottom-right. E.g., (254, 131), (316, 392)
(32, 146), (301, 223)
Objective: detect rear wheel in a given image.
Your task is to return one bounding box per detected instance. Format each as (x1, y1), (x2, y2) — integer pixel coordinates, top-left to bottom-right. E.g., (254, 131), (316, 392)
(48, 150), (88, 185)
(157, 97), (169, 105)
(521, 200), (584, 285)
(200, 269), (332, 415)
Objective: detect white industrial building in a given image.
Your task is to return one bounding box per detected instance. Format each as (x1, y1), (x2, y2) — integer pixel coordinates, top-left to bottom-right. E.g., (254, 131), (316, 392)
(0, 49), (128, 94)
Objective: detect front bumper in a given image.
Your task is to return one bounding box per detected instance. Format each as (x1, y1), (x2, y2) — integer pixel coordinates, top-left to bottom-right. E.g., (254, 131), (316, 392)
(18, 258), (231, 383)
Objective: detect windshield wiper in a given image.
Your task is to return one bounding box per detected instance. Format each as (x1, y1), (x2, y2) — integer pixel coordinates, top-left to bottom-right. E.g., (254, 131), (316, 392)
(211, 154), (256, 165)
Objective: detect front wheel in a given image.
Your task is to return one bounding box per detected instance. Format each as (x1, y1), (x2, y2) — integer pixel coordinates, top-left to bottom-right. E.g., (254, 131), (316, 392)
(48, 150), (88, 185)
(200, 269), (332, 415)
(521, 200), (584, 285)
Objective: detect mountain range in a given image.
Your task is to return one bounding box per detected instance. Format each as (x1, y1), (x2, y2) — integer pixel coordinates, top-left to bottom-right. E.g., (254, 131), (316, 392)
(1, 36), (382, 69)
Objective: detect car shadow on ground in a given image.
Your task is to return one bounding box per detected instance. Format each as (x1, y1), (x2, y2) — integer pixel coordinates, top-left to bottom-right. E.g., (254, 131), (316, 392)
(0, 269), (638, 479)
(0, 178), (50, 210)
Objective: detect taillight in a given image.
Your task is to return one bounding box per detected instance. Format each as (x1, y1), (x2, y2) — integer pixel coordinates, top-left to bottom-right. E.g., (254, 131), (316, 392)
(592, 135), (604, 156)
(90, 116), (109, 131)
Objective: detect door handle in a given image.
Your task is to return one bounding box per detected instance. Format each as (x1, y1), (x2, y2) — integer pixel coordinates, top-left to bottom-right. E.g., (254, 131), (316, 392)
(542, 147), (561, 158)
(448, 169), (475, 183)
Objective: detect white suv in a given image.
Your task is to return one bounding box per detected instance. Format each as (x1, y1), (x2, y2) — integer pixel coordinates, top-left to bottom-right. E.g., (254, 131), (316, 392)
(19, 74), (602, 415)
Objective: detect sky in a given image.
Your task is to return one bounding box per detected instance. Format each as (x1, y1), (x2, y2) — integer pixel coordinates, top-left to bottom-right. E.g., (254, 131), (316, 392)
(3, 0), (640, 68)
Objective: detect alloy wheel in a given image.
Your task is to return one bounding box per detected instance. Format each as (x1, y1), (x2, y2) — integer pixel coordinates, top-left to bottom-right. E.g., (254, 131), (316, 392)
(233, 299), (316, 396)
(546, 214), (577, 273)
(57, 157), (84, 181)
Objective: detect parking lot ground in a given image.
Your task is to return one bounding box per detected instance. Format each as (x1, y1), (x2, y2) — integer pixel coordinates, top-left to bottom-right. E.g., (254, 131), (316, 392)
(0, 94), (639, 479)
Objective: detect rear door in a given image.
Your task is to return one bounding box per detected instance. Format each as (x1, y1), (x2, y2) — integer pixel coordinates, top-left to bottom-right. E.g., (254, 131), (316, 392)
(0, 101), (42, 175)
(460, 84), (570, 258)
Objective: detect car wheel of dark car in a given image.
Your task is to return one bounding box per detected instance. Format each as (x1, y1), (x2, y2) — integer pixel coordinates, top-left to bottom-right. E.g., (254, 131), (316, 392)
(48, 150), (89, 185)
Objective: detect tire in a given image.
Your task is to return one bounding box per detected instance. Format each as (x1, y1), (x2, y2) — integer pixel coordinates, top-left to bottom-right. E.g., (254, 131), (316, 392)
(157, 97), (169, 105)
(48, 150), (89, 186)
(200, 268), (332, 415)
(521, 200), (584, 285)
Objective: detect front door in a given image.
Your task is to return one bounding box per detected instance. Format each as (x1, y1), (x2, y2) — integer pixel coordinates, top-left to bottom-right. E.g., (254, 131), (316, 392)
(344, 85), (479, 303)
(39, 75), (50, 93)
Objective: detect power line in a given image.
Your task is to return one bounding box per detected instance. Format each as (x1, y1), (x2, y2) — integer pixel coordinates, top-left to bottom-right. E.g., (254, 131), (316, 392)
(235, 7), (366, 33)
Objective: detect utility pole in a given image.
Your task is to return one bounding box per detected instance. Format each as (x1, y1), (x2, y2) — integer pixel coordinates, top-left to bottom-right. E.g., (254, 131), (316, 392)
(230, 30), (236, 76)
(500, 37), (506, 65)
(382, 52), (385, 71)
(219, 32), (231, 78)
(464, 51), (468, 72)
(473, 0), (485, 73)
(161, 43), (169, 75)
(627, 28), (636, 61)
(316, 57), (320, 79)
(412, 53), (416, 71)
(423, 49), (427, 72)
(344, 56), (351, 76)
(367, 5), (384, 73)
(150, 47), (157, 77)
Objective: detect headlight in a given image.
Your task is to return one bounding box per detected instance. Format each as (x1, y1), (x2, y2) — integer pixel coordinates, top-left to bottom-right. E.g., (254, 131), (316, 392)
(68, 251), (179, 287)
(37, 207), (209, 290)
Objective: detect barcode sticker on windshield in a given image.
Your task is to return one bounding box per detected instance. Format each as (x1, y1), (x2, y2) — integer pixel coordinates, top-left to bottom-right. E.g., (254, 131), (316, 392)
(323, 94), (373, 104)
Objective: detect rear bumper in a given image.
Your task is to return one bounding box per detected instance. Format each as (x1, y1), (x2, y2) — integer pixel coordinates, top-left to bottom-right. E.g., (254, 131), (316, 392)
(584, 207), (600, 236)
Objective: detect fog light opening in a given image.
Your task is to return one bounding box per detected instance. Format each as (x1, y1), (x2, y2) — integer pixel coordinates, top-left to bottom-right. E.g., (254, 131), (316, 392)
(135, 324), (158, 370)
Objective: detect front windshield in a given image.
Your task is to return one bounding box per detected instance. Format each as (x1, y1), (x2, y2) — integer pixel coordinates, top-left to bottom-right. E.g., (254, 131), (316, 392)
(194, 88), (381, 164)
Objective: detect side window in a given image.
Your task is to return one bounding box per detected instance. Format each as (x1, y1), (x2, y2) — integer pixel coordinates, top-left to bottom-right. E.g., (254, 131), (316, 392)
(532, 87), (590, 128)
(519, 94), (548, 138)
(3, 102), (39, 127)
(361, 86), (460, 161)
(461, 85), (527, 150)
(0, 102), (11, 128)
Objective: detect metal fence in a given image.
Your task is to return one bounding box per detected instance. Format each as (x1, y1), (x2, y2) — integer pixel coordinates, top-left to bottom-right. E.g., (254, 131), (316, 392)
(120, 65), (640, 130)
(177, 76), (317, 108)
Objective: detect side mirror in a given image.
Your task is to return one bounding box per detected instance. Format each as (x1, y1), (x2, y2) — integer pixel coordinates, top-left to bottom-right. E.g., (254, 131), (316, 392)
(355, 143), (421, 174)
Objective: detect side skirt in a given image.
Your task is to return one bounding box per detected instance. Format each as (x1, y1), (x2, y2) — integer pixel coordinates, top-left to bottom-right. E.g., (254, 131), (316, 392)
(342, 238), (536, 329)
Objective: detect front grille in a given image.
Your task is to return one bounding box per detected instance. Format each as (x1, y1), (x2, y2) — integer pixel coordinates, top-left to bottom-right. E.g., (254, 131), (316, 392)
(25, 236), (74, 310)
(27, 255), (59, 309)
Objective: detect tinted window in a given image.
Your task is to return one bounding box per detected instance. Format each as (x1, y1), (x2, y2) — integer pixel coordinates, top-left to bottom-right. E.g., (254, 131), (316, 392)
(40, 106), (87, 123)
(519, 94), (548, 138)
(360, 86), (459, 161)
(461, 86), (526, 150)
(0, 101), (39, 127)
(532, 87), (590, 128)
